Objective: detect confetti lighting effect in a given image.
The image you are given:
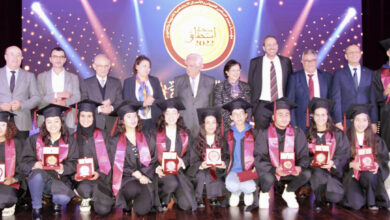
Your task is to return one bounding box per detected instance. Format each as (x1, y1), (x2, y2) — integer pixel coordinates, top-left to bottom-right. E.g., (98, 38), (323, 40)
(132, 0), (149, 56)
(250, 0), (265, 59)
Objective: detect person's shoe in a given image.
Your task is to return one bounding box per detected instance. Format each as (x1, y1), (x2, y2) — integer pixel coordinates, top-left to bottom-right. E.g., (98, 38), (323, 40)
(209, 198), (220, 207)
(314, 200), (322, 211)
(244, 193), (254, 206)
(53, 203), (62, 213)
(32, 208), (42, 220)
(2, 204), (15, 217)
(229, 192), (240, 207)
(80, 198), (92, 212)
(325, 201), (332, 207)
(282, 190), (299, 208)
(259, 192), (270, 209)
(368, 205), (379, 211)
(197, 198), (205, 208)
(123, 208), (131, 214)
(297, 186), (311, 199)
(161, 202), (168, 212)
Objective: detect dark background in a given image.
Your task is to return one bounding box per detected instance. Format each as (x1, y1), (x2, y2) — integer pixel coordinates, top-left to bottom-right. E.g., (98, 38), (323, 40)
(0, 0), (389, 70)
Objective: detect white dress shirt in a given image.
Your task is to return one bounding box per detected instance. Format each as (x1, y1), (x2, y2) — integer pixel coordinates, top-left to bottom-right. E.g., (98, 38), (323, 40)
(166, 127), (177, 152)
(260, 56), (283, 101)
(189, 73), (200, 97)
(305, 70), (320, 98)
(6, 67), (19, 87)
(96, 75), (107, 88)
(356, 132), (364, 146)
(51, 69), (65, 97)
(348, 64), (361, 86)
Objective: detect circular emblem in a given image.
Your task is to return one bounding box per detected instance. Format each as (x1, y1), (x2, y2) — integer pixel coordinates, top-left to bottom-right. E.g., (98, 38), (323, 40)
(283, 161), (292, 169)
(316, 153), (326, 163)
(208, 150), (220, 162)
(362, 157), (372, 166)
(163, 0), (235, 70)
(79, 165), (91, 176)
(46, 155), (58, 166)
(166, 161), (176, 172)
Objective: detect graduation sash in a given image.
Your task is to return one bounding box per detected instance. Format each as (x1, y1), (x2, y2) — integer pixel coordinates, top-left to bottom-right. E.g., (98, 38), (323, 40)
(4, 139), (19, 189)
(380, 68), (390, 104)
(156, 130), (189, 164)
(227, 129), (255, 172)
(308, 131), (337, 171)
(36, 135), (69, 163)
(93, 129), (111, 175)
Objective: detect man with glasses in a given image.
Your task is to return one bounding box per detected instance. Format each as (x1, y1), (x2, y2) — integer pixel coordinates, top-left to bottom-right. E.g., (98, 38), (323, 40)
(37, 47), (80, 132)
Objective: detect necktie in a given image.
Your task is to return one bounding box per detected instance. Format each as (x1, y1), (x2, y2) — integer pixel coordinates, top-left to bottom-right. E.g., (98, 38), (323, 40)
(270, 61), (278, 101)
(10, 71), (16, 93)
(353, 68), (358, 90)
(100, 79), (105, 88)
(308, 74), (314, 100)
(190, 77), (196, 95)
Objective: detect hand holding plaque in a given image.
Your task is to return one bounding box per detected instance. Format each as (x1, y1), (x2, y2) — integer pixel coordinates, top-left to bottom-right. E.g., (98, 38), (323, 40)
(43, 146), (60, 170)
(162, 152), (178, 175)
(312, 145), (330, 167)
(76, 158), (94, 180)
(280, 152), (296, 174)
(0, 163), (5, 183)
(358, 147), (376, 171)
(206, 147), (222, 166)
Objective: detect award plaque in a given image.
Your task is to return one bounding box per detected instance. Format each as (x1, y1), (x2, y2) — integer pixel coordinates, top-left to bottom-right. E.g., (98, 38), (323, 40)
(312, 145), (330, 167)
(76, 158), (94, 180)
(280, 152), (295, 173)
(43, 146), (60, 170)
(162, 152), (178, 175)
(206, 147), (222, 166)
(358, 147), (376, 171)
(0, 163), (5, 183)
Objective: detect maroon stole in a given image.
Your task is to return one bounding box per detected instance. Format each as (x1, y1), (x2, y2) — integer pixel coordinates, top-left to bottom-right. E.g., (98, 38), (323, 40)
(156, 130), (189, 164)
(4, 139), (19, 189)
(308, 131), (337, 171)
(268, 124), (295, 180)
(36, 135), (69, 163)
(112, 132), (151, 196)
(226, 129), (255, 173)
(93, 129), (111, 175)
(380, 68), (390, 104)
(203, 140), (218, 181)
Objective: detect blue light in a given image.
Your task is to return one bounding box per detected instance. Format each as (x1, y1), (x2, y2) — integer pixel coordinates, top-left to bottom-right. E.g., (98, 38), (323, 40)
(132, 0), (149, 56)
(31, 2), (92, 78)
(317, 7), (357, 66)
(250, 0), (265, 58)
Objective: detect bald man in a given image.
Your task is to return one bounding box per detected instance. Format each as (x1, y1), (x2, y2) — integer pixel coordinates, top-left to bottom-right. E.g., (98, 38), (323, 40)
(0, 46), (40, 139)
(81, 54), (123, 132)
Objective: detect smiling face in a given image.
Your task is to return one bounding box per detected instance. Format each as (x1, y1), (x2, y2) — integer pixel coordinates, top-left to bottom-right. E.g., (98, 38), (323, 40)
(263, 37), (278, 59)
(4, 46), (23, 70)
(45, 116), (62, 136)
(230, 108), (247, 127)
(313, 107), (328, 129)
(49, 49), (66, 69)
(204, 115), (217, 135)
(185, 55), (203, 78)
(164, 108), (180, 126)
(353, 113), (369, 133)
(301, 52), (317, 74)
(79, 111), (94, 128)
(93, 55), (111, 78)
(123, 112), (139, 130)
(345, 44), (362, 66)
(136, 59), (151, 79)
(226, 64), (241, 83)
(273, 109), (291, 129)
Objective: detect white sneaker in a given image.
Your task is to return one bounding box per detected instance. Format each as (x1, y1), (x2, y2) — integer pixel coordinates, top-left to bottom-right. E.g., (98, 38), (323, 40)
(229, 192), (240, 207)
(2, 204), (15, 217)
(80, 198), (92, 212)
(282, 190), (299, 208)
(244, 193), (254, 206)
(259, 192), (270, 209)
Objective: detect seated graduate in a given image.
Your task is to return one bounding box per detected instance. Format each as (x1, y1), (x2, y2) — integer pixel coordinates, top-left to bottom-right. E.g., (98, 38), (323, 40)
(72, 100), (113, 215)
(0, 112), (24, 217)
(154, 98), (197, 212)
(221, 98), (257, 207)
(255, 97), (311, 209)
(109, 101), (157, 216)
(187, 107), (226, 208)
(306, 98), (350, 211)
(342, 104), (390, 210)
(20, 104), (78, 220)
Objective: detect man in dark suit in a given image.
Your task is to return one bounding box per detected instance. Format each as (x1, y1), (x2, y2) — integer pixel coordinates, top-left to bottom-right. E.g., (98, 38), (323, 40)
(331, 44), (377, 132)
(174, 53), (215, 138)
(287, 49), (332, 130)
(0, 46), (40, 139)
(248, 35), (293, 129)
(81, 54), (123, 132)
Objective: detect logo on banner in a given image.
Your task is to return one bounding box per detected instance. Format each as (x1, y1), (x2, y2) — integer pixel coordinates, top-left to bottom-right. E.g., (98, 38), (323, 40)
(163, 0), (236, 70)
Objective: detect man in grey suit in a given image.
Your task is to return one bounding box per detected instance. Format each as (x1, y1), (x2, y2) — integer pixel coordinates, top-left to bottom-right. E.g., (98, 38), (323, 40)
(81, 54), (123, 132)
(37, 47), (80, 132)
(174, 53), (215, 138)
(0, 46), (40, 139)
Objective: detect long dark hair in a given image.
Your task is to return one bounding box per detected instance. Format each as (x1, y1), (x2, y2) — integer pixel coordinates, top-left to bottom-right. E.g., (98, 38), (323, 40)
(156, 113), (187, 133)
(306, 111), (338, 143)
(116, 114), (144, 133)
(40, 117), (69, 145)
(195, 122), (224, 159)
(2, 122), (18, 140)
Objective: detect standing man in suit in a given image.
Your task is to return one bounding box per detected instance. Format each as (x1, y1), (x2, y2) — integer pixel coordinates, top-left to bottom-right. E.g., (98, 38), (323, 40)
(81, 54), (123, 132)
(287, 49), (332, 130)
(0, 46), (40, 139)
(174, 53), (215, 138)
(248, 35), (293, 129)
(331, 44), (377, 132)
(37, 47), (80, 132)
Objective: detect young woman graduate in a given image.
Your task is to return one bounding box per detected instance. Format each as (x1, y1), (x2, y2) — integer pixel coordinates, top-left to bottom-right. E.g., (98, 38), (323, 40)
(20, 104), (78, 220)
(154, 97), (197, 211)
(0, 112), (24, 217)
(306, 98), (350, 211)
(187, 107), (226, 208)
(109, 100), (157, 215)
(342, 104), (390, 210)
(72, 100), (114, 215)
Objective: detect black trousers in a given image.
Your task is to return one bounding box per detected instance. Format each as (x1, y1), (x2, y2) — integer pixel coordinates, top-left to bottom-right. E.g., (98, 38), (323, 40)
(259, 169), (311, 193)
(0, 184), (18, 209)
(310, 167), (344, 203)
(253, 101), (272, 130)
(121, 180), (153, 215)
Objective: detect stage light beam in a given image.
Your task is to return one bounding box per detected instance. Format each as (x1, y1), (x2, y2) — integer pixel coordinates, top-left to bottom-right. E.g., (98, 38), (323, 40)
(132, 0), (149, 56)
(250, 0), (265, 58)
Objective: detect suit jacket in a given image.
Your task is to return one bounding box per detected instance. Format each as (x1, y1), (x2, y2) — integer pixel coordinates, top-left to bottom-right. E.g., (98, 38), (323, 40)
(37, 70), (80, 129)
(248, 55), (293, 105)
(123, 75), (165, 123)
(286, 69), (332, 130)
(81, 75), (123, 130)
(0, 66), (40, 131)
(174, 73), (215, 137)
(330, 66), (377, 125)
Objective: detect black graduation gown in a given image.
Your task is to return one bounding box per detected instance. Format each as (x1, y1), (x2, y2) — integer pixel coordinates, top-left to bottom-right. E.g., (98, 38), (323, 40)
(108, 131), (157, 213)
(309, 130), (350, 203)
(342, 136), (390, 209)
(0, 139), (25, 208)
(20, 133), (78, 198)
(372, 69), (390, 151)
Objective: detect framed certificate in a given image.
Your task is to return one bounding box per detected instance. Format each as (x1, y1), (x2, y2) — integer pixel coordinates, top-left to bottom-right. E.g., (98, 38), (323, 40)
(43, 146), (60, 170)
(206, 147), (222, 166)
(280, 152), (295, 173)
(358, 147), (375, 171)
(0, 163), (5, 183)
(162, 152), (178, 175)
(76, 157), (95, 180)
(312, 145), (330, 167)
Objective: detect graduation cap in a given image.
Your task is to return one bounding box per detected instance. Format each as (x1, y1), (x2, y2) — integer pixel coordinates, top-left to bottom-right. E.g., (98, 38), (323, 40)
(197, 107), (221, 124)
(345, 104), (373, 120)
(111, 101), (142, 119)
(70, 99), (101, 124)
(222, 98), (252, 113)
(0, 111), (15, 122)
(157, 98), (185, 111)
(265, 97), (296, 112)
(36, 103), (69, 118)
(380, 38), (390, 51)
(306, 98), (335, 127)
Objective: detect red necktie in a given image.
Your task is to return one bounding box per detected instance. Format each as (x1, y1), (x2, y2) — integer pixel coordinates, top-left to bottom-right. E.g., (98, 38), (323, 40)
(308, 74), (314, 100)
(270, 61), (278, 101)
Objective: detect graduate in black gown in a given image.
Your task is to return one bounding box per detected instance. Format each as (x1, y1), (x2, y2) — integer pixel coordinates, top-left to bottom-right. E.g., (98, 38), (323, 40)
(187, 107), (226, 208)
(306, 98), (350, 210)
(0, 112), (24, 217)
(255, 97), (311, 209)
(72, 100), (114, 215)
(109, 101), (157, 215)
(154, 98), (197, 211)
(342, 104), (390, 210)
(20, 104), (78, 220)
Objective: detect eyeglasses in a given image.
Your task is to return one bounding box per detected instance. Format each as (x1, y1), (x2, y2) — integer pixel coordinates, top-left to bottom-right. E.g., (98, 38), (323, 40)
(51, 55), (66, 59)
(302, 59), (317, 63)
